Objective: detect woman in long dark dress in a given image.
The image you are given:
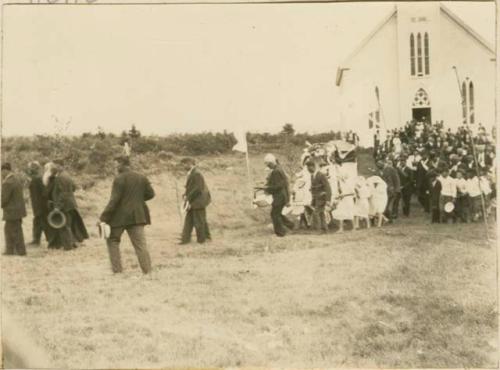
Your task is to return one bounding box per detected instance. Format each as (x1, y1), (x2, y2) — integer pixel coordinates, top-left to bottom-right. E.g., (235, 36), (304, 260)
(44, 162), (88, 250)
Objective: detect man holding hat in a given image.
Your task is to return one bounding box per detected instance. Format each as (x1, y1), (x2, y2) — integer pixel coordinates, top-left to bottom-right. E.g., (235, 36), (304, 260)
(262, 153), (294, 237)
(100, 156), (155, 273)
(1, 163), (27, 256)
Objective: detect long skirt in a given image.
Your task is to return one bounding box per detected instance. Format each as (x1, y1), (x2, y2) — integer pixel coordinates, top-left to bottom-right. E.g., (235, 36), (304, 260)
(48, 209), (88, 250)
(332, 196), (354, 221)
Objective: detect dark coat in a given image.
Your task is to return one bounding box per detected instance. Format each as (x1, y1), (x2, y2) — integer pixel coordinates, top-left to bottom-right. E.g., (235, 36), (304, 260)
(185, 168), (211, 210)
(382, 165), (401, 194)
(2, 174), (27, 221)
(100, 168), (155, 227)
(416, 161), (429, 192)
(51, 172), (78, 212)
(310, 171), (332, 205)
(398, 166), (414, 193)
(29, 176), (48, 216)
(429, 180), (442, 209)
(265, 165), (290, 206)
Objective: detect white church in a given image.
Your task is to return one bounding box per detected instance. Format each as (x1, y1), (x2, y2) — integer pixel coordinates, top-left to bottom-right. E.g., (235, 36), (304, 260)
(335, 2), (496, 146)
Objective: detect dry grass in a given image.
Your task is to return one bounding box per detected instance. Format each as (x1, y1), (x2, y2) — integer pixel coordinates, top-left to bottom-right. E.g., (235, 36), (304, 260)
(1, 153), (498, 368)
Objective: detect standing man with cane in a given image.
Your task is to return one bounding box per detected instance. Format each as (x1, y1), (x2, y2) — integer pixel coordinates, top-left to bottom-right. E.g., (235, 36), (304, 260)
(179, 157), (212, 245)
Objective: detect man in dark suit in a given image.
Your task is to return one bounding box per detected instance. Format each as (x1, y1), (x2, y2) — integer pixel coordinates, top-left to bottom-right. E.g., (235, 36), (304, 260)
(378, 159), (401, 222)
(179, 157), (212, 245)
(27, 161), (48, 246)
(306, 160), (332, 233)
(49, 161), (88, 250)
(262, 153), (294, 237)
(428, 170), (441, 223)
(100, 156), (155, 274)
(397, 156), (414, 217)
(415, 151), (430, 212)
(1, 163), (27, 256)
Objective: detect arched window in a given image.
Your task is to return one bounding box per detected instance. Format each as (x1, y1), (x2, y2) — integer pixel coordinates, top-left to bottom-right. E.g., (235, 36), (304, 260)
(410, 34), (416, 76)
(462, 79), (476, 124)
(462, 82), (467, 124)
(469, 81), (474, 124)
(424, 33), (430, 75)
(417, 33), (423, 76)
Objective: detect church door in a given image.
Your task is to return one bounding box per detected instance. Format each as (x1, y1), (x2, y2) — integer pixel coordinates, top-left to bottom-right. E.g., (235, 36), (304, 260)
(411, 88), (431, 123)
(412, 107), (431, 123)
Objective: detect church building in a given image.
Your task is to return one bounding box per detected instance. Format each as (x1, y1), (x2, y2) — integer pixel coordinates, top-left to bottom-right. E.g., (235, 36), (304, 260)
(335, 2), (495, 146)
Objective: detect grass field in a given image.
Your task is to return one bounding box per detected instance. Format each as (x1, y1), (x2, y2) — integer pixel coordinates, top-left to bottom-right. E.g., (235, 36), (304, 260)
(1, 152), (498, 368)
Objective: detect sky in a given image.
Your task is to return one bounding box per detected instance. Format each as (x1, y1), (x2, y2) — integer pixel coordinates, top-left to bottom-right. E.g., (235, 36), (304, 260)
(2, 1), (496, 136)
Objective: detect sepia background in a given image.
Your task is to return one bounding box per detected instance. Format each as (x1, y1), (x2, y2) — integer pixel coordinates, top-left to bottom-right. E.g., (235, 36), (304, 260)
(1, 1), (498, 368)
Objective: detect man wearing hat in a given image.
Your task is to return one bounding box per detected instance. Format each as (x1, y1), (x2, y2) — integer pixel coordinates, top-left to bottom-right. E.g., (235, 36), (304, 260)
(27, 161), (49, 246)
(100, 156), (155, 273)
(262, 153), (294, 237)
(179, 157), (212, 245)
(306, 159), (331, 233)
(1, 163), (27, 256)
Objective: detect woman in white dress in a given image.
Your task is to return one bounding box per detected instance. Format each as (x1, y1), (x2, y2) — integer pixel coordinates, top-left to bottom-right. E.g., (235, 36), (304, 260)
(331, 172), (355, 232)
(353, 176), (371, 230)
(367, 175), (389, 227)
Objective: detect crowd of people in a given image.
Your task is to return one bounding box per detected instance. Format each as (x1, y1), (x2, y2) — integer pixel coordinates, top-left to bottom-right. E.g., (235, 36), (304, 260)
(1, 120), (496, 271)
(374, 119), (496, 223)
(1, 156), (211, 275)
(255, 120), (496, 238)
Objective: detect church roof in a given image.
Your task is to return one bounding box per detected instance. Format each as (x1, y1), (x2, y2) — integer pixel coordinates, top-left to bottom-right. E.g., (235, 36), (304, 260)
(440, 4), (495, 54)
(336, 6), (397, 86)
(335, 3), (495, 86)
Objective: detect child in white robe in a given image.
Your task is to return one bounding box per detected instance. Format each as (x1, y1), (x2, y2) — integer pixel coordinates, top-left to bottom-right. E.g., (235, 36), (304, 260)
(353, 176), (371, 230)
(331, 173), (355, 232)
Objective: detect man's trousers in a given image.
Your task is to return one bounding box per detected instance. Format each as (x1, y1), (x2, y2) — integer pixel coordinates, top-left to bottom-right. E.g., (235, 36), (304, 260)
(271, 202), (294, 237)
(181, 208), (211, 243)
(4, 220), (26, 256)
(106, 225), (152, 274)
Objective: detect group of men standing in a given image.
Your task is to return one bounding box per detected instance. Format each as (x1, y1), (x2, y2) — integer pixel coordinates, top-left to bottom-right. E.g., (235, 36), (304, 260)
(1, 156), (212, 275)
(1, 161), (89, 256)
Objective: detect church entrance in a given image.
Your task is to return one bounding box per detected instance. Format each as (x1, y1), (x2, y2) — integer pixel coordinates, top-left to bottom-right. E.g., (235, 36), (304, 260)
(412, 88), (431, 123)
(412, 107), (431, 123)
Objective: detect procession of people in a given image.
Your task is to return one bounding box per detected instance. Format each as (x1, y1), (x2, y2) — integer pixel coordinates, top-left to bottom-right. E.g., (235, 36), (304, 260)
(1, 121), (496, 273)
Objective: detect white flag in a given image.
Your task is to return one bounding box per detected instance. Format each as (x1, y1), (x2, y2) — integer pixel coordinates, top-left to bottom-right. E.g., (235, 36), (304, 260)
(232, 129), (248, 153)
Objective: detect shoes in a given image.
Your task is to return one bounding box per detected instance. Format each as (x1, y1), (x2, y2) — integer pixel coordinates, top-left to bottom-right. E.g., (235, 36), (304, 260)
(28, 241), (40, 247)
(177, 241), (190, 245)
